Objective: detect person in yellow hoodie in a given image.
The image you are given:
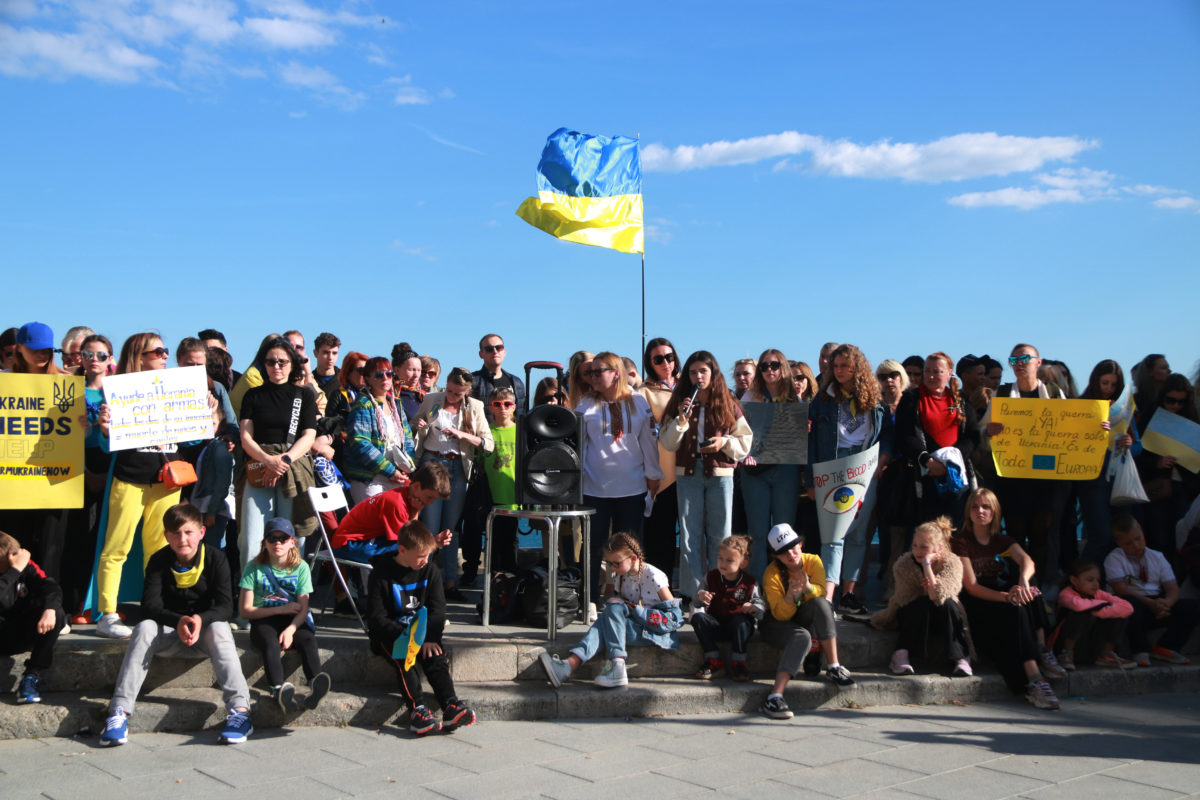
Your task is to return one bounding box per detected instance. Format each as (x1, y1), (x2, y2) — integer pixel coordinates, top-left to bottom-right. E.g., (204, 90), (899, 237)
(758, 523), (854, 720)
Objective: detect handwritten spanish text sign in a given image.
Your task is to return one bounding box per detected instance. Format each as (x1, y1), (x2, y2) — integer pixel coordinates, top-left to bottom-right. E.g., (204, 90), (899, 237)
(989, 398), (1108, 480)
(104, 366), (215, 452)
(0, 374), (85, 509)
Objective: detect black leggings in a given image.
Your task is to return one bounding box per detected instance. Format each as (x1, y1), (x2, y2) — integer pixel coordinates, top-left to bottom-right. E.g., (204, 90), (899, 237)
(249, 615), (321, 687)
(371, 637), (457, 711)
(895, 596), (969, 669)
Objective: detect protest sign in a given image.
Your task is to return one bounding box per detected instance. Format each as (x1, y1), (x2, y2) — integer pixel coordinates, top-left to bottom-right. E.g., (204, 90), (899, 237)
(0, 374), (85, 509)
(743, 401), (809, 465)
(988, 398), (1108, 480)
(1142, 409), (1200, 474)
(103, 366), (214, 452)
(813, 443), (879, 546)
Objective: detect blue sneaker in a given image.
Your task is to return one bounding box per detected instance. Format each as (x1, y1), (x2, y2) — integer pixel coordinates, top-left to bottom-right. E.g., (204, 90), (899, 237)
(101, 708), (129, 746)
(219, 709), (253, 744)
(16, 674), (41, 704)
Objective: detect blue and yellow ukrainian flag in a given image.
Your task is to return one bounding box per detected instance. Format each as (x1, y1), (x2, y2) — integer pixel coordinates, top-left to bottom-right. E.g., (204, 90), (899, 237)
(515, 127), (644, 254)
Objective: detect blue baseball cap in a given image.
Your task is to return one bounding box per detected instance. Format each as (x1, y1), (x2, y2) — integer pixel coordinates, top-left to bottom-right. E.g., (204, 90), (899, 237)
(17, 322), (54, 350)
(264, 517), (296, 538)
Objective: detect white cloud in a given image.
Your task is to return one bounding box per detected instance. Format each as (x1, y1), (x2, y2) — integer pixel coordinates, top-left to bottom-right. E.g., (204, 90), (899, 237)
(947, 187), (1088, 211)
(1124, 184), (1186, 197)
(244, 16), (334, 48)
(385, 73), (430, 105)
(408, 123), (483, 155)
(288, 109), (306, 118)
(0, 23), (162, 82)
(644, 131), (1097, 182)
(1153, 196), (1199, 210)
(1033, 167), (1114, 192)
(279, 59), (363, 108)
(391, 240), (436, 261)
(363, 42), (390, 66)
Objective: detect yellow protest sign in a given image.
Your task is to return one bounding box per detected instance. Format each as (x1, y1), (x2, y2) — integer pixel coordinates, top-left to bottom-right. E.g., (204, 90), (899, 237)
(0, 374), (85, 509)
(989, 398), (1109, 480)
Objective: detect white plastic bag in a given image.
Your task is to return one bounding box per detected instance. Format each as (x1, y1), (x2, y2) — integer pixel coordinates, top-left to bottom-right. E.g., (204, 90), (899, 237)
(1110, 450), (1149, 505)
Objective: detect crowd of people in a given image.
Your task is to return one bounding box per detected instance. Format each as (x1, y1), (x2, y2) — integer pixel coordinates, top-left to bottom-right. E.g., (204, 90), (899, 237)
(2, 320), (1198, 736)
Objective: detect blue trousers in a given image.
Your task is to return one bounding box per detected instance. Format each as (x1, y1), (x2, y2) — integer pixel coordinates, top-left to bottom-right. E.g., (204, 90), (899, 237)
(742, 464), (799, 578)
(675, 464), (732, 597)
(569, 600), (656, 662)
(417, 453), (467, 584)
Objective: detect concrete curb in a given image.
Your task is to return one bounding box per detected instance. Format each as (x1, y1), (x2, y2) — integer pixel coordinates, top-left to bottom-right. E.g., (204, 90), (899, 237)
(3, 664), (1195, 741)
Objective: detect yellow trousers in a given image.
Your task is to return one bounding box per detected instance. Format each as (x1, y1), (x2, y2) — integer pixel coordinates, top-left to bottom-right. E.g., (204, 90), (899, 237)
(96, 479), (181, 614)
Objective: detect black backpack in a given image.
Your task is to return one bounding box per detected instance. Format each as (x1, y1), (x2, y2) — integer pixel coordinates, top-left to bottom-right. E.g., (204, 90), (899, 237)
(519, 565), (582, 630)
(478, 571), (527, 625)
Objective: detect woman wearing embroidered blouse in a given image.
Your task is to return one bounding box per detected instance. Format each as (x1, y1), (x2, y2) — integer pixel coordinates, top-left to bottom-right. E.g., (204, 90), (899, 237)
(895, 351), (979, 530)
(660, 351), (754, 595)
(740, 349), (801, 578)
(806, 344), (893, 613)
(344, 356), (415, 504)
(578, 352), (664, 599)
(637, 338), (681, 580)
(239, 336), (319, 582)
(413, 367), (493, 599)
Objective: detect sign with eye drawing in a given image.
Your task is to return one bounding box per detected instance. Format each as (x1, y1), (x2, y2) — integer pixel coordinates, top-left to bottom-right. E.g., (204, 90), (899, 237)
(812, 443), (879, 546)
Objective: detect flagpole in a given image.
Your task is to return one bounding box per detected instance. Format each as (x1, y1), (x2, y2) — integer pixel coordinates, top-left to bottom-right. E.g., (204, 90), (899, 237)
(640, 251), (646, 358)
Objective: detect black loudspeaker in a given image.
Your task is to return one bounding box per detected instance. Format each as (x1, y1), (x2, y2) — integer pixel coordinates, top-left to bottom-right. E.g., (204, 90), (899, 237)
(515, 404), (583, 506)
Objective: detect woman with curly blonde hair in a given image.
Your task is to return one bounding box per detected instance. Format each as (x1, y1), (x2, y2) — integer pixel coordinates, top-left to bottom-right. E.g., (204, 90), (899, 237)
(806, 344), (893, 613)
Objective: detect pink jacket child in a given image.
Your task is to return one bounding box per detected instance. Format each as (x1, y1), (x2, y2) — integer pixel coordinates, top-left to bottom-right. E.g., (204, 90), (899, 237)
(1054, 562), (1135, 671)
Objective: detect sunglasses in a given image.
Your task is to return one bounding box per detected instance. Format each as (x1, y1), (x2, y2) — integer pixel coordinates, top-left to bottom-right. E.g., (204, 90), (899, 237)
(422, 370), (439, 377)
(604, 555), (630, 568)
(490, 400), (516, 409)
(482, 344), (505, 353)
(537, 396), (560, 404)
(143, 347), (170, 358)
(758, 360), (782, 372)
(1, 347), (14, 359)
(878, 371), (901, 381)
(265, 358), (291, 368)
(1164, 395), (1187, 406)
(586, 366), (614, 378)
(651, 353), (676, 366)
(1008, 354), (1035, 366)
(373, 370), (395, 380)
(82, 350), (111, 362)
(264, 534), (294, 544)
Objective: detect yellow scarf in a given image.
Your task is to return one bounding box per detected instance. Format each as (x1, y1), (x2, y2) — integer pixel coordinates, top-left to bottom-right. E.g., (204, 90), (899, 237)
(841, 386), (859, 419)
(172, 545), (205, 589)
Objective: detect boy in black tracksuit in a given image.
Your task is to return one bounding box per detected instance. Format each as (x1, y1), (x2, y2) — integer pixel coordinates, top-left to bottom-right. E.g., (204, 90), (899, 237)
(367, 520), (475, 736)
(0, 531), (65, 704)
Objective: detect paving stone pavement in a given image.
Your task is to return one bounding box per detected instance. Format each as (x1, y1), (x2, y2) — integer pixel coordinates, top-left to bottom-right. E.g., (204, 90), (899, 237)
(2, 692), (1198, 799)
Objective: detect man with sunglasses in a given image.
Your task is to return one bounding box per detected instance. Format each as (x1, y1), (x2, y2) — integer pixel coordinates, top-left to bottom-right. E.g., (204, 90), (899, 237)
(471, 333), (526, 423)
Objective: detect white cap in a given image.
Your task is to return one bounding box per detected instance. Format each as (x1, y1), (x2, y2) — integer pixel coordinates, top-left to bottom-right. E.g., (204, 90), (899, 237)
(767, 523), (801, 555)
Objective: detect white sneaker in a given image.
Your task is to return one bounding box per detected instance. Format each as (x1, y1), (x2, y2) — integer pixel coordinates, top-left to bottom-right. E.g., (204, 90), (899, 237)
(97, 613), (132, 639)
(539, 652), (572, 688)
(594, 658), (628, 689)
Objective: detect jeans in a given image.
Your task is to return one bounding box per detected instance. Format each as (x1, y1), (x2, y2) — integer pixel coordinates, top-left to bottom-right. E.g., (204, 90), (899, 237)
(691, 611), (755, 659)
(821, 462), (878, 587)
(741, 464), (799, 578)
(111, 620), (249, 715)
(675, 464), (732, 597)
(569, 600), (655, 662)
(417, 453), (467, 584)
(241, 484), (294, 575)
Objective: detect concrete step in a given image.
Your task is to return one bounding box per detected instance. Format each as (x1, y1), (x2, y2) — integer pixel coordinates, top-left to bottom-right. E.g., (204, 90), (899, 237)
(2, 614), (892, 694)
(3, 664), (1196, 741)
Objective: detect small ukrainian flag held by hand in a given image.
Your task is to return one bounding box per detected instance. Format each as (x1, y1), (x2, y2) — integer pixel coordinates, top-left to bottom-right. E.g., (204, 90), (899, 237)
(515, 127), (644, 254)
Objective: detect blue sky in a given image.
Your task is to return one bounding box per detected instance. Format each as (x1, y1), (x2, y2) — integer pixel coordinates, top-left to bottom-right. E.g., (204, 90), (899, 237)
(3, 1), (1198, 390)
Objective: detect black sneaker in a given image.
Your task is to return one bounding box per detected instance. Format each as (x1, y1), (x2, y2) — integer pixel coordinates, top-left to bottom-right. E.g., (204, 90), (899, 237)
(459, 568), (478, 589)
(826, 664), (856, 686)
(305, 672), (332, 710)
(441, 700), (476, 731)
(273, 683), (297, 713)
(838, 592), (866, 615)
(759, 695), (794, 720)
(444, 586), (468, 602)
(409, 705), (442, 736)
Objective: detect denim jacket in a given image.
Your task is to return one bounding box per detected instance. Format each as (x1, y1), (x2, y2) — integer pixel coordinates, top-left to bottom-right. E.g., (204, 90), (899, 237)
(804, 390), (894, 487)
(629, 598), (684, 649)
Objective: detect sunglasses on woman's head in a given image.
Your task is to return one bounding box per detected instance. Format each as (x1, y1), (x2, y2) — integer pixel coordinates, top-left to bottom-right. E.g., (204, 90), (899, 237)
(758, 361), (782, 372)
(1008, 354), (1035, 366)
(651, 353), (676, 366)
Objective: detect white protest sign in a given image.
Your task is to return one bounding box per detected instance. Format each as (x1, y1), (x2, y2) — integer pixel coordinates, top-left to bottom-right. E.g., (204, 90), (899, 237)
(103, 366), (215, 451)
(812, 443), (880, 545)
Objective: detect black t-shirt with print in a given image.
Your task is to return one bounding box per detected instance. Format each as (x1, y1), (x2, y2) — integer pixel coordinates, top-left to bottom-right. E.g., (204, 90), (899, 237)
(240, 382), (317, 444)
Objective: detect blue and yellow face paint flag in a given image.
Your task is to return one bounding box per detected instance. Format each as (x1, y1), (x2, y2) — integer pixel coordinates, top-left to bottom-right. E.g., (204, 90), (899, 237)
(515, 127), (644, 254)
